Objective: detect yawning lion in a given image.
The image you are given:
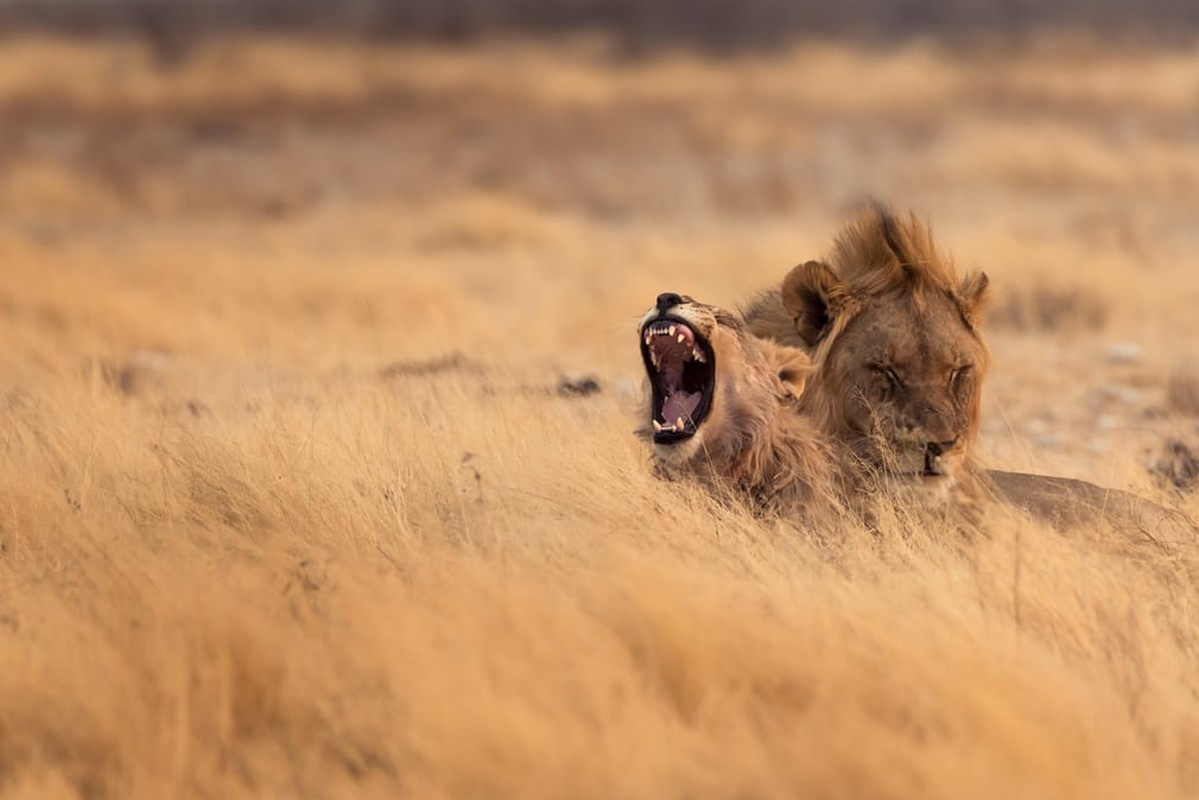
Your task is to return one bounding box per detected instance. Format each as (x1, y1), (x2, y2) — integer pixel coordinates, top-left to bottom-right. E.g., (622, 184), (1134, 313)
(637, 292), (833, 513)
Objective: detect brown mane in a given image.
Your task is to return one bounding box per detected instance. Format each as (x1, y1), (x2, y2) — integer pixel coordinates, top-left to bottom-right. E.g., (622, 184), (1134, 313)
(815, 205), (989, 332)
(833, 204), (958, 295)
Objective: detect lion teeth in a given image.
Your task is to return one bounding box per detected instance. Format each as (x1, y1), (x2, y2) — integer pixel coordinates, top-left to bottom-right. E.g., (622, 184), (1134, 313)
(668, 325), (677, 337)
(652, 420), (663, 432)
(675, 416), (685, 429)
(692, 347), (704, 362)
(677, 334), (685, 343)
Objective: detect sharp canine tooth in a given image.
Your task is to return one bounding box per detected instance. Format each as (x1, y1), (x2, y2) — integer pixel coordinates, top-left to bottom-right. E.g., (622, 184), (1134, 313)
(677, 334), (685, 343)
(652, 420), (662, 432)
(668, 325), (676, 336)
(676, 416), (685, 430)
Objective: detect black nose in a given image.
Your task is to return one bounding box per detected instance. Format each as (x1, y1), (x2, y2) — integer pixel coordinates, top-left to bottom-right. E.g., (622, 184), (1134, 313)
(925, 438), (958, 457)
(656, 292), (683, 311)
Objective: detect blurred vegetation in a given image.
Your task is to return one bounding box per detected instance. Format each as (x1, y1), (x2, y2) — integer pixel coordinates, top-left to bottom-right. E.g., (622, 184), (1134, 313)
(1, 31), (1197, 797)
(3, 0), (1199, 59)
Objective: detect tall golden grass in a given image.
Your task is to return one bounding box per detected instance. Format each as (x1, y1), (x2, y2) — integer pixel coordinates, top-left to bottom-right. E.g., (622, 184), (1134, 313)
(1, 35), (1198, 798)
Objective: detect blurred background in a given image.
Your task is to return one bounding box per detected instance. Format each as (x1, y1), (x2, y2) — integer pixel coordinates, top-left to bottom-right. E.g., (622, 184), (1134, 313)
(1, 1), (1198, 485)
(4, 0), (1199, 50)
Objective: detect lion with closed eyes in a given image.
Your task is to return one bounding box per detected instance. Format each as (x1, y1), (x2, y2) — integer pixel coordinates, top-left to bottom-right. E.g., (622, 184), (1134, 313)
(741, 206), (1192, 536)
(745, 205), (990, 500)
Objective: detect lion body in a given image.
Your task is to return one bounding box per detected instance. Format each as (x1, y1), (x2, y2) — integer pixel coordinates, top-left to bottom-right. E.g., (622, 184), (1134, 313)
(738, 206), (1191, 535)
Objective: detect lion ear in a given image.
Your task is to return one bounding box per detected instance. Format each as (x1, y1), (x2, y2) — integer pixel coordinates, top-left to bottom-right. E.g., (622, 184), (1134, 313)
(957, 271), (991, 330)
(757, 338), (812, 399)
(781, 260), (852, 348)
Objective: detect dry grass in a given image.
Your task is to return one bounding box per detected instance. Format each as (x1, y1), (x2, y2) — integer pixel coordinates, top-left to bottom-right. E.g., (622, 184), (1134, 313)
(2, 35), (1199, 799)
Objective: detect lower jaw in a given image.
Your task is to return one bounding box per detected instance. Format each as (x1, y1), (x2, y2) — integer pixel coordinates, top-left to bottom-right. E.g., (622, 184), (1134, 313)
(651, 411), (708, 444)
(878, 472), (957, 494)
(652, 427), (695, 444)
(652, 433), (702, 456)
(857, 456), (951, 481)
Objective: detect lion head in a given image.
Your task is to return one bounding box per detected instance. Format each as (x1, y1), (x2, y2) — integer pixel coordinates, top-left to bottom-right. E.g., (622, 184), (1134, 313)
(637, 292), (828, 511)
(746, 206), (991, 489)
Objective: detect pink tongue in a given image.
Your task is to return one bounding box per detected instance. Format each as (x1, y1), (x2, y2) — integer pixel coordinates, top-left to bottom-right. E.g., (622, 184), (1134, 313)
(662, 391), (701, 424)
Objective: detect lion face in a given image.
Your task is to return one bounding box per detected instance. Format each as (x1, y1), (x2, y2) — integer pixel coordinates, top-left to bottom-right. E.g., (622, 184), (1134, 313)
(637, 292), (808, 468)
(813, 287), (987, 481)
(750, 207), (991, 489)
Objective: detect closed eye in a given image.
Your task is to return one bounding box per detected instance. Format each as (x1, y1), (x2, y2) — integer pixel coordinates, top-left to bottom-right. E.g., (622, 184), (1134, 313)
(951, 364), (972, 386)
(871, 364), (903, 388)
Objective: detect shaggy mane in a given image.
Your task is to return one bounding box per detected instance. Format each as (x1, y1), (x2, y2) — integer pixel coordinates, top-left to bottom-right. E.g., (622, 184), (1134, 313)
(830, 204), (959, 297)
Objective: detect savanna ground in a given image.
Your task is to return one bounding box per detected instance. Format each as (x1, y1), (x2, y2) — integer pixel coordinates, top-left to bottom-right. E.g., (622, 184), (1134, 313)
(1, 33), (1199, 798)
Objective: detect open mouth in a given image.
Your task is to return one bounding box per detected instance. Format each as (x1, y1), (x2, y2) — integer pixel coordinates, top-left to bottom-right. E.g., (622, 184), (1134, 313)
(640, 317), (716, 444)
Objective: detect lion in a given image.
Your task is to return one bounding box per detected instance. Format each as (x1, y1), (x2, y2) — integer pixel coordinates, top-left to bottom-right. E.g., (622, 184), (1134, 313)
(636, 291), (833, 513)
(744, 205), (991, 501)
(635, 288), (1192, 540)
(743, 204), (1194, 536)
